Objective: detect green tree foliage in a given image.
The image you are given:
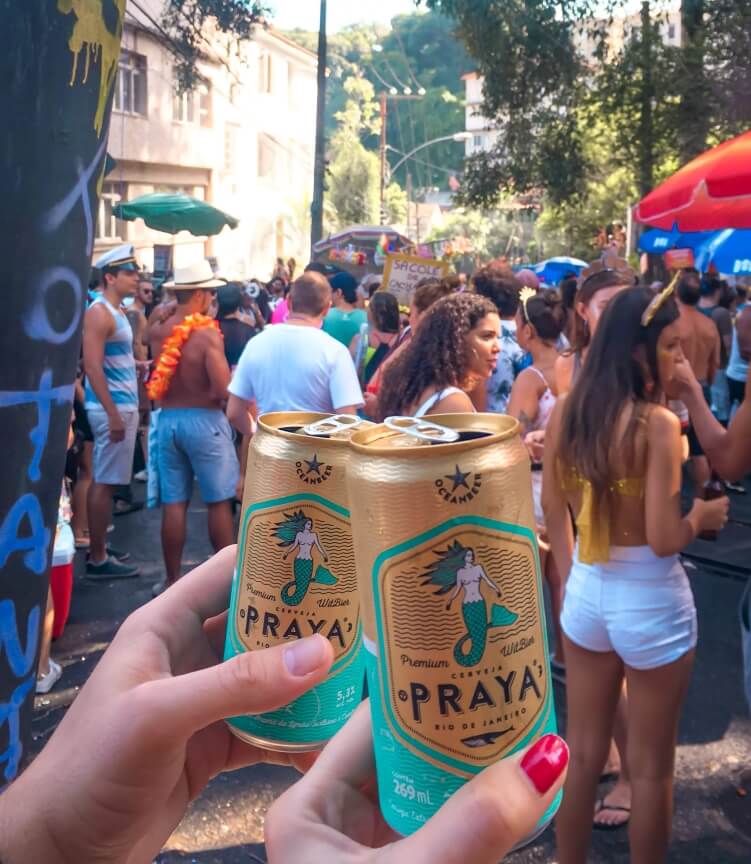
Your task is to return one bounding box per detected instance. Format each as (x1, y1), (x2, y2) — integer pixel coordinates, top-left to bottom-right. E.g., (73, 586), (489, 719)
(284, 11), (471, 192)
(327, 137), (380, 228)
(593, 3), (679, 197)
(426, 0), (751, 208)
(426, 204), (537, 264)
(704, 0), (751, 142)
(425, 0), (596, 206)
(327, 77), (380, 228)
(385, 181), (408, 225)
(534, 111), (639, 261)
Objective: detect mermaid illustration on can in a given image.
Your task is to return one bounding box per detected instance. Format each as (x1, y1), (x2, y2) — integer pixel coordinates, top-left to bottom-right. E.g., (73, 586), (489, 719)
(275, 510), (338, 605)
(422, 541), (518, 667)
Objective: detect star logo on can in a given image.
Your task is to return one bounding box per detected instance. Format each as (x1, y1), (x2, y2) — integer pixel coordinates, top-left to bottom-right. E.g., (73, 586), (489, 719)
(435, 464), (482, 504)
(296, 453), (333, 485)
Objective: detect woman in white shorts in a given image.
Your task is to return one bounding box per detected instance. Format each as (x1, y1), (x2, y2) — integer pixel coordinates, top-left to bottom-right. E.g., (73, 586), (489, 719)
(543, 284), (729, 863)
(508, 288), (566, 671)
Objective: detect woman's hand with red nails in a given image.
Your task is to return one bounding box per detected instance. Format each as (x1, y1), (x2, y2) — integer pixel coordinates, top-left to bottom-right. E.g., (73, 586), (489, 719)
(266, 704), (568, 864)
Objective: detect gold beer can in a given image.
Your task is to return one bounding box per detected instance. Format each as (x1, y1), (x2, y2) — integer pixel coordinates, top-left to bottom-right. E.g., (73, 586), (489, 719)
(347, 414), (559, 837)
(224, 413), (367, 751)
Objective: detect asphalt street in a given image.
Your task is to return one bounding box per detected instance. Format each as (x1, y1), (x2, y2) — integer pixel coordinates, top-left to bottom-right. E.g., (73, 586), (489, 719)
(30, 484), (751, 863)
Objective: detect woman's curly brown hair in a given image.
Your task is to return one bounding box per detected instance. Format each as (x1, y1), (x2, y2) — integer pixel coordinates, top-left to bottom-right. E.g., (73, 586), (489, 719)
(378, 293), (498, 419)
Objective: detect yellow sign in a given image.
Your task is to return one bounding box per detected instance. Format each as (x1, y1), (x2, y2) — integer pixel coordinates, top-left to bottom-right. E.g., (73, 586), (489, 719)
(381, 253), (449, 307)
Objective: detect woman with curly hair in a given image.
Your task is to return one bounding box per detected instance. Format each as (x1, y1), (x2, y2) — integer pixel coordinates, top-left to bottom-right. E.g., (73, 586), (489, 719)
(378, 293), (500, 419)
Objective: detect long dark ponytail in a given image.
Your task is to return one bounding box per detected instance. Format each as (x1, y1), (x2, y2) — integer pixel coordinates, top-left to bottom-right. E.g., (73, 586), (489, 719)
(558, 286), (679, 515)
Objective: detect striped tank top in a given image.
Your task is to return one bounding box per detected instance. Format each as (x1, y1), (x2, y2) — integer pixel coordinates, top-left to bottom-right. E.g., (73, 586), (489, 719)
(84, 296), (138, 410)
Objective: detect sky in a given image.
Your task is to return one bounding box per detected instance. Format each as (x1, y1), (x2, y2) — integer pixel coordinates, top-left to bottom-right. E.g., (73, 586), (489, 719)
(267, 0), (422, 33)
(266, 1), (680, 33)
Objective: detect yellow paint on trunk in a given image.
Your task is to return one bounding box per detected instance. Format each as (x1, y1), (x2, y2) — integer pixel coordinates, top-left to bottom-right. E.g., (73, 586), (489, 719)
(57, 0), (125, 135)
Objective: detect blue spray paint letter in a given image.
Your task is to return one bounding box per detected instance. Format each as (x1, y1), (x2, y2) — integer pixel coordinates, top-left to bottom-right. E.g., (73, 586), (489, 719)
(0, 371), (75, 482)
(23, 267), (83, 345)
(41, 136), (107, 254)
(0, 601), (40, 784)
(0, 494), (49, 575)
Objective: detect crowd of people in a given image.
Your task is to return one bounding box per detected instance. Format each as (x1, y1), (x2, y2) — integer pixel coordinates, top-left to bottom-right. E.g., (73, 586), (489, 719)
(27, 240), (751, 864)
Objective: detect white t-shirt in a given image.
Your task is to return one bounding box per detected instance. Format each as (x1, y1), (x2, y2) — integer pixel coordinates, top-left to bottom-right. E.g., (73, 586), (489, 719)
(229, 323), (364, 414)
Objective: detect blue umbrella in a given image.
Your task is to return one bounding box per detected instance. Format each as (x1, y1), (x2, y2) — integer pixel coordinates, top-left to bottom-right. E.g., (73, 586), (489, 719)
(534, 256), (587, 285)
(694, 229), (751, 275)
(638, 227), (717, 254)
(638, 227), (680, 254)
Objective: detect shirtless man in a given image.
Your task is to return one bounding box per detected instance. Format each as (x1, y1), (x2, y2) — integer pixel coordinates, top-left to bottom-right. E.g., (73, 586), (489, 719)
(676, 269), (720, 489)
(148, 261), (239, 594)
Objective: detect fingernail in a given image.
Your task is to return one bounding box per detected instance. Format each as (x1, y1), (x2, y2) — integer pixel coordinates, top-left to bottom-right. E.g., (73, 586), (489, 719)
(520, 734), (569, 795)
(283, 635), (327, 677)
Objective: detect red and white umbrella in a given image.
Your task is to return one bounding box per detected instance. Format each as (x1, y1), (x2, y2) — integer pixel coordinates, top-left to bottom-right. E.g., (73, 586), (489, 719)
(634, 131), (751, 231)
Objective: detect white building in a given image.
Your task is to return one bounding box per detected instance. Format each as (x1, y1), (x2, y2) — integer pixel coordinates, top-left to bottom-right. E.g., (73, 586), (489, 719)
(461, 72), (499, 158)
(462, 8), (682, 159)
(96, 1), (317, 280)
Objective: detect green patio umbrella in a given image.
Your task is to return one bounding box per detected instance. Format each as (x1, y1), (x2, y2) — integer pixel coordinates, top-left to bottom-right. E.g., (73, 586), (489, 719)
(112, 192), (239, 236)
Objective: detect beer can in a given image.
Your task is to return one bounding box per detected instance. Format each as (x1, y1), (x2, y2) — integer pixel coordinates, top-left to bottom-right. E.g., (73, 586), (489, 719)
(347, 414), (559, 837)
(224, 412), (367, 751)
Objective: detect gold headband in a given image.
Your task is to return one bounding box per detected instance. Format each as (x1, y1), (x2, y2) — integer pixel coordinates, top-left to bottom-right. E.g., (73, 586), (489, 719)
(641, 272), (680, 327)
(519, 286), (537, 322)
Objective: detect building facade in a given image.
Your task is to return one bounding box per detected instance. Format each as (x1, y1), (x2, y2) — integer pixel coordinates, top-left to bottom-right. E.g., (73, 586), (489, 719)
(96, 1), (316, 280)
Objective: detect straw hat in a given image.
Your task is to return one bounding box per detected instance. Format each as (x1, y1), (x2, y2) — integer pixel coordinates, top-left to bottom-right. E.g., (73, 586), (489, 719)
(162, 260), (225, 290)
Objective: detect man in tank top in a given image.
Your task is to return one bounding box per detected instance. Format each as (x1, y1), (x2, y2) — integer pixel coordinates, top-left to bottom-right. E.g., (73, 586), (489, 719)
(82, 244), (141, 580)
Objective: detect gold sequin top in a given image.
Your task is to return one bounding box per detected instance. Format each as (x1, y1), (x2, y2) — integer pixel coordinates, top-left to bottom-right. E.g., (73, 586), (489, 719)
(560, 466), (644, 564)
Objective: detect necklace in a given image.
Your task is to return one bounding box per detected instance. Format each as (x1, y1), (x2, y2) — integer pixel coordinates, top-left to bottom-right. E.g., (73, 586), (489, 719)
(146, 314), (220, 401)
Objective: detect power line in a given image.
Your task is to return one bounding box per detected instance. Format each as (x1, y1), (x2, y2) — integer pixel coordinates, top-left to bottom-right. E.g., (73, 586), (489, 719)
(367, 61), (398, 94)
(387, 148), (459, 176)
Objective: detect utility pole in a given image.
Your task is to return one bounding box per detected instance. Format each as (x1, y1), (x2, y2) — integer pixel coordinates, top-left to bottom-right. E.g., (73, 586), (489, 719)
(379, 91), (388, 225)
(379, 91), (423, 226)
(310, 0), (327, 247)
(406, 171), (413, 239)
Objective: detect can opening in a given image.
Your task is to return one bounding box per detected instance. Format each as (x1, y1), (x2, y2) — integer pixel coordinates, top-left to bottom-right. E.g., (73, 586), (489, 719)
(279, 425), (333, 439)
(429, 429), (491, 444)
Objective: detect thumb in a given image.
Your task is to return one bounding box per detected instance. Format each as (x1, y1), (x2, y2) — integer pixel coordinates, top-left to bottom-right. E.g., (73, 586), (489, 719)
(392, 734), (568, 864)
(144, 634), (334, 737)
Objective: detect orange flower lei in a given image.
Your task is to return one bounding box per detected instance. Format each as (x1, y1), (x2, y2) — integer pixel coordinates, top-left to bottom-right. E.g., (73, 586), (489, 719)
(146, 313), (221, 401)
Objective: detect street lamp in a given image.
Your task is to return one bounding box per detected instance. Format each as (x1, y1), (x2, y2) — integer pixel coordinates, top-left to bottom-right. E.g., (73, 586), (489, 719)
(388, 132), (471, 177)
(386, 132), (472, 240)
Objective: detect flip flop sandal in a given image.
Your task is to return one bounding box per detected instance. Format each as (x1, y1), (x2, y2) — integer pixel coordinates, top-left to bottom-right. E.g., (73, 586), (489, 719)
(593, 798), (631, 831)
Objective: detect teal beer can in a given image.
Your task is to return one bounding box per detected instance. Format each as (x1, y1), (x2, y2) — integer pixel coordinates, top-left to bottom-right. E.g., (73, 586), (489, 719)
(224, 413), (366, 751)
(346, 415), (560, 837)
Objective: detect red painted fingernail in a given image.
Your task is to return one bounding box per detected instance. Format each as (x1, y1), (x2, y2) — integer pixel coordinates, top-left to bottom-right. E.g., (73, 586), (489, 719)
(520, 734), (569, 795)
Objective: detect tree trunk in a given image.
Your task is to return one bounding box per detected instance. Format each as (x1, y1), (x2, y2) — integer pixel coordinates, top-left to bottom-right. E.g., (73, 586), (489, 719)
(638, 1), (655, 199)
(678, 0), (709, 163)
(0, 0), (123, 786)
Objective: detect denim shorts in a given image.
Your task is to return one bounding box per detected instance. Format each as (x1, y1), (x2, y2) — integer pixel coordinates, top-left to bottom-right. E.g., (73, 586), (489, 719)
(157, 408), (239, 504)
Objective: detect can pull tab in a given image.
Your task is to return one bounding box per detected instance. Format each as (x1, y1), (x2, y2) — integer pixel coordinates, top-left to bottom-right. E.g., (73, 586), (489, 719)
(384, 416), (460, 443)
(302, 415), (365, 437)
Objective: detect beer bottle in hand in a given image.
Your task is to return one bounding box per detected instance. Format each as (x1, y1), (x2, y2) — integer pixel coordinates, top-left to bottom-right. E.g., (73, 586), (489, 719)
(699, 470), (724, 541)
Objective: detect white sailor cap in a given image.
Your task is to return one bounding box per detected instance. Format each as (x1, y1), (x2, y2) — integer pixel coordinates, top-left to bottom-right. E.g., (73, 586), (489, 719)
(95, 243), (138, 271)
